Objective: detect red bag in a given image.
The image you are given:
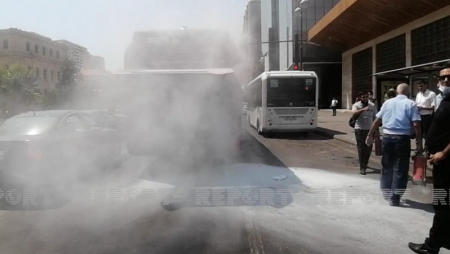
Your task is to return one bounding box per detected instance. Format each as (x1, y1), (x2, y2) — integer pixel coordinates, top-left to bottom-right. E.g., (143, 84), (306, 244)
(412, 153), (427, 185)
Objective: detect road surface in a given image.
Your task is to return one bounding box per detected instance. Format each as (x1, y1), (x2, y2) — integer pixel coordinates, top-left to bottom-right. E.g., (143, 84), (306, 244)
(0, 122), (446, 254)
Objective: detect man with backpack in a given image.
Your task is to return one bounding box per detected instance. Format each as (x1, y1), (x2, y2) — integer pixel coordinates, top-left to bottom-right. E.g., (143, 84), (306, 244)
(351, 91), (378, 175)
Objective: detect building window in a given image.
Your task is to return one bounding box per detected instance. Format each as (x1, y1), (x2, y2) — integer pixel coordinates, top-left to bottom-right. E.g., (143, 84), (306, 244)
(43, 69), (47, 80)
(57, 71), (60, 81)
(376, 34), (406, 73)
(352, 47), (373, 101)
(42, 46), (46, 56)
(56, 51), (60, 59)
(26, 42), (31, 52)
(412, 16), (450, 65)
(3, 40), (8, 49)
(51, 70), (54, 81)
(36, 68), (40, 78)
(50, 49), (53, 57)
(35, 45), (38, 53)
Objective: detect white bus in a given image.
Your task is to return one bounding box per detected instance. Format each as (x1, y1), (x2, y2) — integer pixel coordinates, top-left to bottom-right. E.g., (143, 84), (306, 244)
(245, 71), (319, 135)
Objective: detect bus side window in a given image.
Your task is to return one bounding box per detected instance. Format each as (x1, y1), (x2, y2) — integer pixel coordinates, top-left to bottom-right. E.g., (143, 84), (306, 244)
(256, 82), (262, 107)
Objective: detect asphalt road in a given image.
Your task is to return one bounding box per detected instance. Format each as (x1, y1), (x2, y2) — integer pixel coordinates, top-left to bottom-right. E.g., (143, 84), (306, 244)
(0, 122), (447, 254)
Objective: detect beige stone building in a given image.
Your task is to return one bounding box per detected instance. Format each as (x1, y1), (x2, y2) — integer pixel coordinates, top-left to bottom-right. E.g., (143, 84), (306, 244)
(0, 28), (68, 92)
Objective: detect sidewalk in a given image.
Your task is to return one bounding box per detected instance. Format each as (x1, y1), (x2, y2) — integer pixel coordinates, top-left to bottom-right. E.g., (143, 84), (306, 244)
(316, 109), (418, 150)
(315, 109), (430, 178)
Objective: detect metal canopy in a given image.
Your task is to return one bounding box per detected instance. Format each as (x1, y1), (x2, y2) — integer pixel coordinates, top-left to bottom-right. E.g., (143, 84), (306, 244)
(308, 0), (450, 51)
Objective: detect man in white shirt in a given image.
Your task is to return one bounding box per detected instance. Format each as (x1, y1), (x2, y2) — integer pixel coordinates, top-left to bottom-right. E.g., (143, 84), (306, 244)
(330, 97), (338, 116)
(415, 80), (437, 138)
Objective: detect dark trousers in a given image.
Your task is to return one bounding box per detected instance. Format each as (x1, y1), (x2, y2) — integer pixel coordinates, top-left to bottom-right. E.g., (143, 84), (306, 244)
(331, 106), (337, 116)
(427, 160), (450, 249)
(420, 114), (433, 138)
(355, 129), (372, 169)
(380, 135), (411, 202)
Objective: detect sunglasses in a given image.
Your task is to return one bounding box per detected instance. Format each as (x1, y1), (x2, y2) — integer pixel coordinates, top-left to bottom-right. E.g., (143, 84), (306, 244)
(439, 75), (450, 81)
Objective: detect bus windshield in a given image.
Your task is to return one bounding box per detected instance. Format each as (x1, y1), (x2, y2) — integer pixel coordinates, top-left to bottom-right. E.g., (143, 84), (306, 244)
(266, 78), (316, 107)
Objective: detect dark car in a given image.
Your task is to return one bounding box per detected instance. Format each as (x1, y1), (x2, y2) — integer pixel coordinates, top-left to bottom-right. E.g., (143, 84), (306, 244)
(81, 109), (119, 129)
(0, 110), (122, 190)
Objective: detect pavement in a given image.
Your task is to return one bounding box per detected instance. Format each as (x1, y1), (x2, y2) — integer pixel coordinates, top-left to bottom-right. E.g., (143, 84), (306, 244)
(315, 109), (431, 176)
(0, 122), (445, 254)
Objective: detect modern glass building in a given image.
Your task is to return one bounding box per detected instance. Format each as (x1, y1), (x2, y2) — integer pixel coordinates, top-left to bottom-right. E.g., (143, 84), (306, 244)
(259, 0), (342, 108)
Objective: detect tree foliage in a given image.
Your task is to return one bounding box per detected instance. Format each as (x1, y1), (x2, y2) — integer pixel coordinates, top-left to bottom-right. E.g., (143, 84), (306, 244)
(57, 59), (81, 91)
(0, 65), (41, 117)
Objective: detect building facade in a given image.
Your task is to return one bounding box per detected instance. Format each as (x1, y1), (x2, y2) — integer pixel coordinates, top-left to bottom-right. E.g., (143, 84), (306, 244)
(241, 0), (263, 84)
(0, 28), (68, 92)
(255, 0), (342, 107)
(309, 0), (450, 109)
(55, 39), (89, 70)
(89, 55), (105, 70)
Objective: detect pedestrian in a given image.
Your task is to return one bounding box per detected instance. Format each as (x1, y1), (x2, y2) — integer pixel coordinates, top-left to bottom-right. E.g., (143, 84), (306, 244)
(352, 91), (377, 175)
(416, 80), (437, 139)
(408, 68), (450, 254)
(368, 91), (378, 110)
(330, 97), (338, 116)
(436, 81), (443, 112)
(387, 88), (396, 99)
(366, 83), (423, 206)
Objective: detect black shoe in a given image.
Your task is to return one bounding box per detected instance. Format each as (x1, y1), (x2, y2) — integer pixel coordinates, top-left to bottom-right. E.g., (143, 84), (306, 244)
(389, 200), (400, 206)
(408, 242), (439, 254)
(360, 168), (366, 175)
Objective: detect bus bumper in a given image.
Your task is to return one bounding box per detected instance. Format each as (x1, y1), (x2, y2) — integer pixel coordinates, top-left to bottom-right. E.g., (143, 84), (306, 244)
(262, 124), (318, 133)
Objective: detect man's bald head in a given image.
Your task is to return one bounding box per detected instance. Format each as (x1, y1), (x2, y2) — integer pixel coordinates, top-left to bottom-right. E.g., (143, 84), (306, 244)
(397, 83), (410, 96)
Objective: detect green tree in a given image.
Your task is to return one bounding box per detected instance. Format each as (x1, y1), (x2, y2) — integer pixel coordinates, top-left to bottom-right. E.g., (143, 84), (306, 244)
(0, 64), (39, 117)
(57, 59), (81, 91)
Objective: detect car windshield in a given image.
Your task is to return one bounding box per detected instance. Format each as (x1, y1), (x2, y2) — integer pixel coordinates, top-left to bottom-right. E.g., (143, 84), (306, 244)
(0, 116), (58, 136)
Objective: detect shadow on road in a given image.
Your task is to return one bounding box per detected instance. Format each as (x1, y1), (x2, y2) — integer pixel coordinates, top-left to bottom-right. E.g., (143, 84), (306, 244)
(138, 130), (303, 211)
(403, 199), (434, 213)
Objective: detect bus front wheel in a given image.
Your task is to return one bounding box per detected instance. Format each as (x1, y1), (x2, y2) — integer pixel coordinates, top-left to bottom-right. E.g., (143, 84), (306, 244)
(257, 120), (263, 135)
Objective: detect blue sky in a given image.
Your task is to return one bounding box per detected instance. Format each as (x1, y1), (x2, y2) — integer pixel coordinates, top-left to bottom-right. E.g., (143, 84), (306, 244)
(1, 0), (248, 71)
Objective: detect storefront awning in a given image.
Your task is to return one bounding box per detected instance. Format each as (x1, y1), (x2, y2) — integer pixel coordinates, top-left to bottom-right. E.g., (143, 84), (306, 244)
(308, 0), (450, 51)
(372, 59), (450, 76)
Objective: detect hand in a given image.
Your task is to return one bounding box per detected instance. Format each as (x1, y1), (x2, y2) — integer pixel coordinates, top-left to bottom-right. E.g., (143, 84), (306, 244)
(430, 152), (447, 164)
(363, 106), (369, 111)
(366, 136), (374, 147)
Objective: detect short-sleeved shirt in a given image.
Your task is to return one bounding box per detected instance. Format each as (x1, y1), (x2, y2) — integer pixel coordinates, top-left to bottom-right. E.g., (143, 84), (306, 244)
(376, 95), (421, 135)
(331, 100), (338, 107)
(352, 101), (377, 130)
(415, 89), (437, 115)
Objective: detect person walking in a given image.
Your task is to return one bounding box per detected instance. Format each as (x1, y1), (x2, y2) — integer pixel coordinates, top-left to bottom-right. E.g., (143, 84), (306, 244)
(416, 80), (437, 139)
(330, 97), (338, 116)
(408, 68), (450, 254)
(368, 91), (379, 110)
(352, 91), (377, 175)
(366, 83), (423, 206)
(387, 88), (396, 99)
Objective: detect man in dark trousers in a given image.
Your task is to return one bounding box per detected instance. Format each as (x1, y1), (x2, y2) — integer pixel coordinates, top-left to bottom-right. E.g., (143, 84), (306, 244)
(366, 84), (423, 206)
(352, 91), (377, 175)
(409, 68), (450, 254)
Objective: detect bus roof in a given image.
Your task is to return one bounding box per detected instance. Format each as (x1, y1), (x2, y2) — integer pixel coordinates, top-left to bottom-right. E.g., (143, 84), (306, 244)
(247, 71), (318, 85)
(114, 68), (235, 76)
